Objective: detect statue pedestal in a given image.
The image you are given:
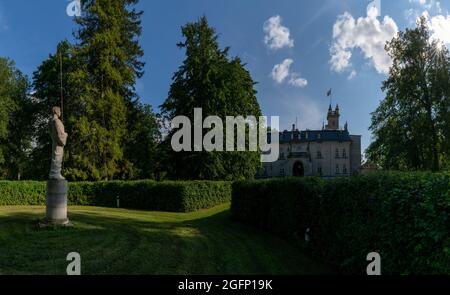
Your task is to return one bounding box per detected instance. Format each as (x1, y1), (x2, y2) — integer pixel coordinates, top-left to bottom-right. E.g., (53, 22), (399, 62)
(38, 180), (71, 228)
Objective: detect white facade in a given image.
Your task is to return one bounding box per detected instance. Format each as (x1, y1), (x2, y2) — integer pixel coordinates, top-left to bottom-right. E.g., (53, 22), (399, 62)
(260, 105), (362, 178)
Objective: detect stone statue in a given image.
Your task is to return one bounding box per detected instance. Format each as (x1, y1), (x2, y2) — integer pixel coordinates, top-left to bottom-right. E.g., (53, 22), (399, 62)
(39, 106), (71, 227)
(49, 106), (68, 180)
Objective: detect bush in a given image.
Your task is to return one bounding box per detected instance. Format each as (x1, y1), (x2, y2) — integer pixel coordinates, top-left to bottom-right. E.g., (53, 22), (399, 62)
(231, 173), (450, 274)
(0, 180), (231, 212)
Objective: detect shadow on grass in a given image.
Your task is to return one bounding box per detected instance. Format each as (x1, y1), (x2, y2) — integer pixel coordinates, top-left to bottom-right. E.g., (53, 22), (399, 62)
(0, 206), (333, 275)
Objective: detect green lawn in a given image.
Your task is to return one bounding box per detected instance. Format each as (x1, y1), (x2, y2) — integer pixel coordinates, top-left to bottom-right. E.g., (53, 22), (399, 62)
(0, 204), (331, 275)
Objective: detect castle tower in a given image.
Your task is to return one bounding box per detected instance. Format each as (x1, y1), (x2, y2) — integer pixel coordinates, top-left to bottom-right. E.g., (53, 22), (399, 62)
(325, 104), (340, 130)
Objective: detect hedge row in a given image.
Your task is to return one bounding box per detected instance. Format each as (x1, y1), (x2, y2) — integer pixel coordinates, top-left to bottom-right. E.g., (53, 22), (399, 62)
(0, 180), (231, 212)
(231, 173), (450, 274)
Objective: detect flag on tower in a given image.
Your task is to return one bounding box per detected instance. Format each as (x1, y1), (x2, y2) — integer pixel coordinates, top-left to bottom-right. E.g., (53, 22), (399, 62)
(327, 89), (332, 97)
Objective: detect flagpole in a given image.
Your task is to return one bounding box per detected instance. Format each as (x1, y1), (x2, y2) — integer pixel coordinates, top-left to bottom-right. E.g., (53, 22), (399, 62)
(327, 88), (332, 107)
(59, 49), (65, 172)
(59, 50), (64, 122)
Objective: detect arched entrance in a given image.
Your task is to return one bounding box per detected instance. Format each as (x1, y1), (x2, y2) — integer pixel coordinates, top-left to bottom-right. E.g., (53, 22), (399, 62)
(293, 161), (305, 177)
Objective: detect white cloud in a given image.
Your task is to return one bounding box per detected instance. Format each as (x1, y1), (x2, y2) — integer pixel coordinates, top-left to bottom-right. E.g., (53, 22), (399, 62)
(271, 59), (293, 83)
(410, 11), (450, 48)
(409, 0), (442, 12)
(410, 0), (428, 6)
(271, 59), (308, 88)
(289, 74), (308, 88)
(330, 7), (398, 75)
(348, 70), (357, 80)
(263, 15), (294, 50)
(405, 0), (444, 24)
(427, 13), (450, 45)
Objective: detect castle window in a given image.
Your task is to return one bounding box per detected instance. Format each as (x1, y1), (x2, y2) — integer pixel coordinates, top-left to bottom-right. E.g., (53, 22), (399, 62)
(318, 165), (322, 176)
(343, 148), (347, 159)
(335, 148), (339, 158)
(336, 164), (340, 174)
(280, 168), (285, 177)
(343, 164), (347, 174)
(317, 150), (323, 159)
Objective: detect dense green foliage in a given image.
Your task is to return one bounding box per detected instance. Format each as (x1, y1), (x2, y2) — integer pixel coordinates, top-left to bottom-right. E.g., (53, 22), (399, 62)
(68, 0), (149, 180)
(231, 173), (450, 274)
(161, 16), (262, 181)
(0, 180), (231, 212)
(0, 58), (32, 180)
(25, 1), (161, 181)
(367, 18), (450, 171)
(0, 205), (330, 275)
(122, 102), (162, 180)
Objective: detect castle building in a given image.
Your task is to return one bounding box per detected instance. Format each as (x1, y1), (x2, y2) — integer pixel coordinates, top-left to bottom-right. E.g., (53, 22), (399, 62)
(261, 105), (362, 178)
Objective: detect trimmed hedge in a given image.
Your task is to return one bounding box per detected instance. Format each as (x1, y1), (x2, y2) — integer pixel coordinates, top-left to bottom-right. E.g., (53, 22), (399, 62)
(231, 178), (322, 246)
(0, 180), (231, 212)
(231, 173), (450, 274)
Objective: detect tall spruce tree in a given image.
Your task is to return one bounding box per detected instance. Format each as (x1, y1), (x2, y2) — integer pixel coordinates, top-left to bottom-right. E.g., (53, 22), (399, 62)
(367, 18), (450, 171)
(70, 0), (145, 180)
(161, 17), (262, 180)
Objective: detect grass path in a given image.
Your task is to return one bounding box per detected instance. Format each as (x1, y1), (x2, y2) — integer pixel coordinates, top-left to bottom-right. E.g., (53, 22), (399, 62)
(0, 204), (331, 275)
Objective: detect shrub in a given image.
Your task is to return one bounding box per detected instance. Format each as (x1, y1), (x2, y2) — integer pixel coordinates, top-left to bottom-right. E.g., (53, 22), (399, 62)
(231, 173), (450, 274)
(0, 180), (231, 212)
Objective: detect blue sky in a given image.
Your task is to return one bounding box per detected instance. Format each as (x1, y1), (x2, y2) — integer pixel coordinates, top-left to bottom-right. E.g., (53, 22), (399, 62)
(0, 0), (449, 154)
